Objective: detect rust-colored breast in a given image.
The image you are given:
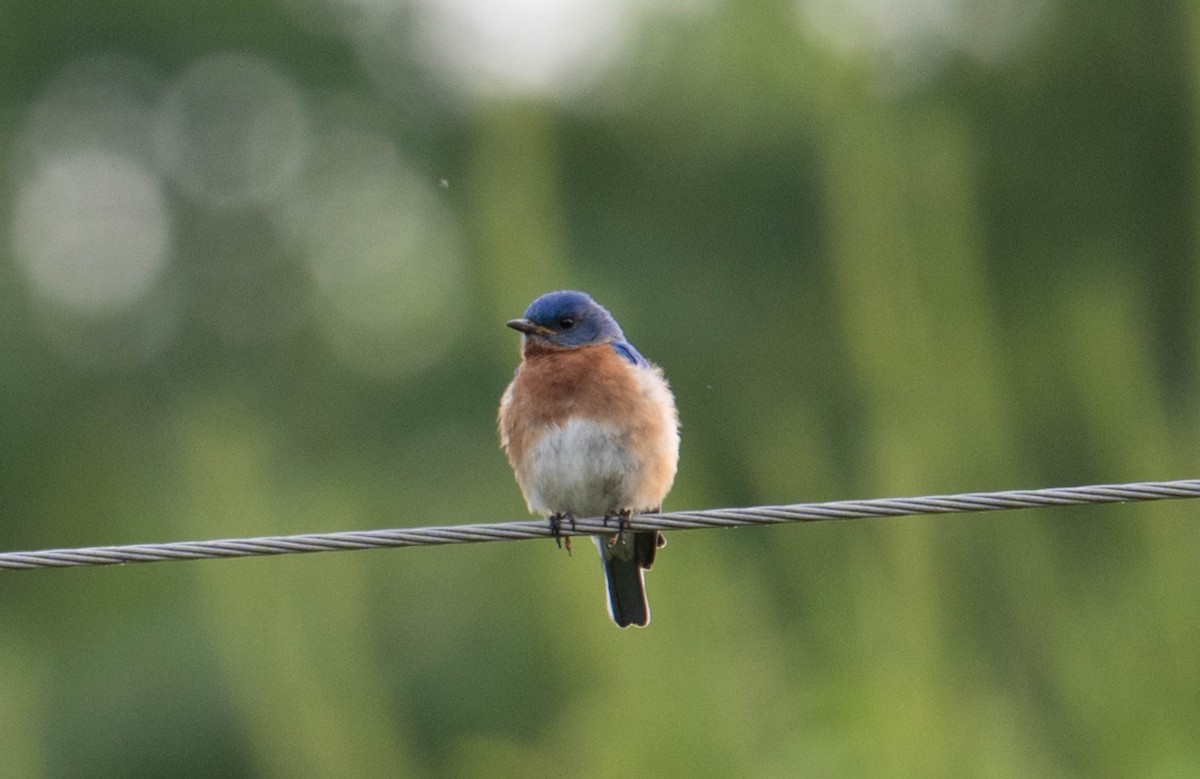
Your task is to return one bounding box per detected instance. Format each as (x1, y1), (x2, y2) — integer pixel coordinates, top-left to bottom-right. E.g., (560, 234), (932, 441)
(498, 340), (680, 514)
(500, 343), (642, 464)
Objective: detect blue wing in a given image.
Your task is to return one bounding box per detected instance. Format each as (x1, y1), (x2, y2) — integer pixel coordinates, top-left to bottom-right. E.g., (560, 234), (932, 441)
(611, 340), (649, 367)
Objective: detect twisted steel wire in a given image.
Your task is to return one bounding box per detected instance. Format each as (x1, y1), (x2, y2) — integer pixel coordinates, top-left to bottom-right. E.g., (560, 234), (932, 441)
(2, 478), (1197, 571)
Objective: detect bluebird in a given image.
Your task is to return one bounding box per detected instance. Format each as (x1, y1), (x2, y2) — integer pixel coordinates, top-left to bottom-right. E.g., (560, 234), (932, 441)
(499, 290), (680, 627)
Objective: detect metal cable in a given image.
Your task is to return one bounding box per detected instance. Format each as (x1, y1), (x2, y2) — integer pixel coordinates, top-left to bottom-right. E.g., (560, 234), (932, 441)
(2, 478), (1198, 571)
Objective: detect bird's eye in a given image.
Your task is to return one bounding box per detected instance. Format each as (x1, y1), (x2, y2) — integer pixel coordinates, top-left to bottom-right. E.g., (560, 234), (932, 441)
(558, 317), (575, 330)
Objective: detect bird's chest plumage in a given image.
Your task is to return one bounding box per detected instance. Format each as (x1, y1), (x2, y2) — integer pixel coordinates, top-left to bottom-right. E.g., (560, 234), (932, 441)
(517, 417), (639, 517)
(499, 343), (678, 517)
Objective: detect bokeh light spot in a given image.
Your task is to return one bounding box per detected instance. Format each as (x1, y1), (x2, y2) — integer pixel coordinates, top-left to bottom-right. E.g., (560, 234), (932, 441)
(13, 152), (172, 314)
(348, 0), (633, 105)
(273, 100), (466, 377)
(154, 52), (311, 208)
(797, 0), (1049, 88)
(11, 54), (163, 183)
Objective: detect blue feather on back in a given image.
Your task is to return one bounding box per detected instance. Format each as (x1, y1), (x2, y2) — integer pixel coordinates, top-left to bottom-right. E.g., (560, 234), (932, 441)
(611, 341), (648, 367)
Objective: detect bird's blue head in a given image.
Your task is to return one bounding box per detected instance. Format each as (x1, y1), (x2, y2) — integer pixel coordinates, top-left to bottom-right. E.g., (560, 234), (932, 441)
(507, 290), (625, 348)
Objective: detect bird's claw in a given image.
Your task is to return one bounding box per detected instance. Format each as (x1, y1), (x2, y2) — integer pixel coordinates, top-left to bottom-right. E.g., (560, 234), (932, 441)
(549, 513), (574, 555)
(603, 509), (633, 547)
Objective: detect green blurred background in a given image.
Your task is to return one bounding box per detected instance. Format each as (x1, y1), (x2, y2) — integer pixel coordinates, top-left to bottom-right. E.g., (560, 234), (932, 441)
(2, 0), (1199, 776)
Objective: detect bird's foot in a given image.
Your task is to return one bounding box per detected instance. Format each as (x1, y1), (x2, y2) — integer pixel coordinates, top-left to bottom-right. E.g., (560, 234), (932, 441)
(548, 513), (574, 555)
(603, 509), (633, 547)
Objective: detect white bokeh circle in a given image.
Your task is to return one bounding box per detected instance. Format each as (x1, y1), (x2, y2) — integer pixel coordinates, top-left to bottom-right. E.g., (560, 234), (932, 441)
(154, 52), (311, 208)
(13, 151), (172, 314)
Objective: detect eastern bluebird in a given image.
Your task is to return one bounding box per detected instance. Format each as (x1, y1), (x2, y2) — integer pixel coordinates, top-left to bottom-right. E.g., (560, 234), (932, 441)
(498, 290), (680, 627)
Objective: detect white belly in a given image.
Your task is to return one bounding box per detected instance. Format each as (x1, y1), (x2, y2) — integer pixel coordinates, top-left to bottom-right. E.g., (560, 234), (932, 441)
(518, 418), (641, 517)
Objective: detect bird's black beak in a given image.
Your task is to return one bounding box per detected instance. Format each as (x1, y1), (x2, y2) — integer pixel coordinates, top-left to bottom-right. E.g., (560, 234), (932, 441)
(507, 318), (554, 336)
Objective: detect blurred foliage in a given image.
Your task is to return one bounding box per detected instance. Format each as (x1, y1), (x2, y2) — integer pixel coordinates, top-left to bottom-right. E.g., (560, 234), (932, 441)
(2, 0), (1200, 776)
